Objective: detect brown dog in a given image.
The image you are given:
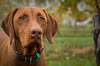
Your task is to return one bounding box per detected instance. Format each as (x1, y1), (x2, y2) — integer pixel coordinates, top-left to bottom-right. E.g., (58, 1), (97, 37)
(0, 7), (58, 66)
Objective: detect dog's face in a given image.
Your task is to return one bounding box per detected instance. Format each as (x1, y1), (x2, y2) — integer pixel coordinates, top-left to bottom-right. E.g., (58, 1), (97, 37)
(1, 7), (58, 56)
(14, 8), (47, 49)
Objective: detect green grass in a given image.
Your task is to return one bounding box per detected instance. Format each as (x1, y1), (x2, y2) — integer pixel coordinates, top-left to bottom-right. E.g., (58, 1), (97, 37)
(57, 24), (92, 36)
(44, 24), (96, 66)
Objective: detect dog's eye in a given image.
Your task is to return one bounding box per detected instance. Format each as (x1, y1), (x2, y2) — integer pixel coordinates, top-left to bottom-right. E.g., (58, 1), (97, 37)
(40, 17), (45, 20)
(19, 16), (25, 20)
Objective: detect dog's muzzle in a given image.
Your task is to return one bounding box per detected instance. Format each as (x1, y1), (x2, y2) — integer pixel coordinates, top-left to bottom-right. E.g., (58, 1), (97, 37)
(12, 43), (44, 63)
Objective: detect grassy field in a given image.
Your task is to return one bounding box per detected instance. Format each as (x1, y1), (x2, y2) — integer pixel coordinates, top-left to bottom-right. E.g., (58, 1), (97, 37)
(44, 24), (96, 66)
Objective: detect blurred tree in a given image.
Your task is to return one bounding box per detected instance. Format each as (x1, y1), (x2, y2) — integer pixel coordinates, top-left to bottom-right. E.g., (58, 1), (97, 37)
(0, 0), (97, 22)
(56, 0), (96, 21)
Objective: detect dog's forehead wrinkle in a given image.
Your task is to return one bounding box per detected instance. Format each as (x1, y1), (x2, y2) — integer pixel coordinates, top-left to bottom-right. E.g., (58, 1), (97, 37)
(30, 8), (34, 17)
(31, 8), (45, 15)
(16, 7), (46, 20)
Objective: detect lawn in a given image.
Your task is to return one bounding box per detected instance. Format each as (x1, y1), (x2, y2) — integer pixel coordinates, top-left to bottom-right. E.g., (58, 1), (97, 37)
(44, 24), (96, 66)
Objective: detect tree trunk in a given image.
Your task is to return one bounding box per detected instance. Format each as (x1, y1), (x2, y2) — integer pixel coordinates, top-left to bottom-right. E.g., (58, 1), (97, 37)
(92, 15), (100, 66)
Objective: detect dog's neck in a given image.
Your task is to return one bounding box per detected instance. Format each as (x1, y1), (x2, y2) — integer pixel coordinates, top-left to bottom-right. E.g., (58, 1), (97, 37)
(8, 43), (46, 66)
(12, 38), (44, 63)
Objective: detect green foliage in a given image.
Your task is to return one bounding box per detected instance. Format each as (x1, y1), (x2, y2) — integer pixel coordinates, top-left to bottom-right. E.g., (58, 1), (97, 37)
(61, 0), (81, 9)
(0, 0), (5, 5)
(56, 0), (96, 21)
(70, 9), (89, 20)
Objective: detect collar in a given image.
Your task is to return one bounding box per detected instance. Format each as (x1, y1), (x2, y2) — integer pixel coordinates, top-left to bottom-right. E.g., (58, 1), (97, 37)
(12, 43), (44, 63)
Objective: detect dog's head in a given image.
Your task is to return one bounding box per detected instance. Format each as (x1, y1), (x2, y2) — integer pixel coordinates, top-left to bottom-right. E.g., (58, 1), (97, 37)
(1, 7), (58, 56)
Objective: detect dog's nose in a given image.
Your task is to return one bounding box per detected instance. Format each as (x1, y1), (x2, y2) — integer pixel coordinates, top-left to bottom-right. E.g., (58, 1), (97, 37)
(30, 27), (42, 37)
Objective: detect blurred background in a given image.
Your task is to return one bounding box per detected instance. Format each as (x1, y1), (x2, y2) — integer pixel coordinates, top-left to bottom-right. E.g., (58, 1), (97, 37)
(0, 0), (98, 66)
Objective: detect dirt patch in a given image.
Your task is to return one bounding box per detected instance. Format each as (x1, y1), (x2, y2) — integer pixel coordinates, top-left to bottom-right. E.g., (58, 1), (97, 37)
(72, 46), (94, 56)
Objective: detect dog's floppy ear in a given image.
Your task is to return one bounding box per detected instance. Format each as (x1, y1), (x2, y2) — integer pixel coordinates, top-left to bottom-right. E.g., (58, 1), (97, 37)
(43, 9), (58, 44)
(1, 8), (18, 44)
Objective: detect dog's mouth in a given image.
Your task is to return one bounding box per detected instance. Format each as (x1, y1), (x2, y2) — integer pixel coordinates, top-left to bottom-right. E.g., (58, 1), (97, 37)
(23, 41), (41, 56)
(20, 34), (42, 56)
